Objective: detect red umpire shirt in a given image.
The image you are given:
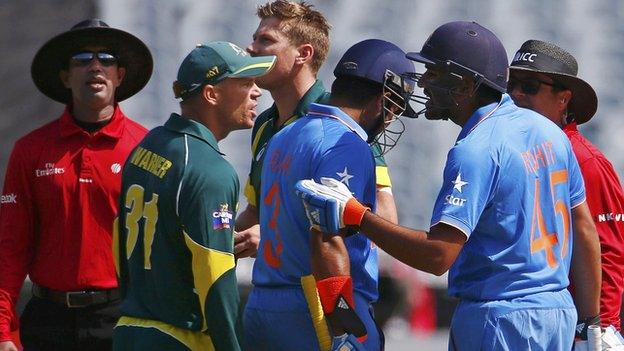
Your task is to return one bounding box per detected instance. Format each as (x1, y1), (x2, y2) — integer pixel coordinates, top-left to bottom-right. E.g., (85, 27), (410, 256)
(565, 122), (624, 330)
(0, 105), (147, 341)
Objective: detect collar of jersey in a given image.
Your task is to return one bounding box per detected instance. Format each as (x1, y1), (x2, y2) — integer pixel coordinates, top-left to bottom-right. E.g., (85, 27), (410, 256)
(59, 103), (125, 139)
(563, 121), (578, 133)
(293, 79), (327, 118)
(265, 79), (327, 130)
(307, 103), (368, 142)
(165, 113), (222, 155)
(457, 93), (512, 142)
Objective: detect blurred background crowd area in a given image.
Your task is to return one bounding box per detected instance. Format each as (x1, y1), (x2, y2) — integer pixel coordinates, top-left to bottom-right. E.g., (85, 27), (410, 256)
(3, 0), (624, 349)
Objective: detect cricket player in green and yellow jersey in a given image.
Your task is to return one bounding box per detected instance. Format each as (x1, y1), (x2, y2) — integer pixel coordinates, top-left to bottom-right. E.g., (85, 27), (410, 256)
(112, 41), (275, 351)
(234, 0), (400, 259)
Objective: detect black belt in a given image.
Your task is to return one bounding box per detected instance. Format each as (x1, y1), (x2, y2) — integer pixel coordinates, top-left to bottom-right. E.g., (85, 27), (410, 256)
(32, 284), (120, 308)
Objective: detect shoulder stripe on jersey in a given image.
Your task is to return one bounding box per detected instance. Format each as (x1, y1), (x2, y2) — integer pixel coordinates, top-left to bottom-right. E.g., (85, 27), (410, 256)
(183, 230), (235, 332)
(116, 316), (212, 350)
(244, 180), (257, 207)
(176, 135), (189, 217)
(251, 119), (271, 154)
(375, 166), (392, 187)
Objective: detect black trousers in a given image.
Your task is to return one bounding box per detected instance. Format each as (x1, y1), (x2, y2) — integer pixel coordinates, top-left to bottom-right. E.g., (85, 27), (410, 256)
(20, 296), (121, 351)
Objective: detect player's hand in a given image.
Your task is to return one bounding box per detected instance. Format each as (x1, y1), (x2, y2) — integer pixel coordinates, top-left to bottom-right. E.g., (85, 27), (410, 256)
(332, 334), (366, 351)
(295, 178), (369, 234)
(234, 225), (260, 259)
(0, 341), (18, 351)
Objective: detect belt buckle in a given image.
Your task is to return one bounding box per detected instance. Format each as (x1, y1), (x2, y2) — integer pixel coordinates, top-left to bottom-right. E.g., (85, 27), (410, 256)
(65, 291), (89, 308)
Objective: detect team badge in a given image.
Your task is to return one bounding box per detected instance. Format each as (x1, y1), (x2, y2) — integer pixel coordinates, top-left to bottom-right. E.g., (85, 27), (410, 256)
(213, 203), (233, 230)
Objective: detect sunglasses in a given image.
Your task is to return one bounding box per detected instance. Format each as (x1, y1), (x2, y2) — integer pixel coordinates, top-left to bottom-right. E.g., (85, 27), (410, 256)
(70, 51), (118, 66)
(507, 77), (562, 95)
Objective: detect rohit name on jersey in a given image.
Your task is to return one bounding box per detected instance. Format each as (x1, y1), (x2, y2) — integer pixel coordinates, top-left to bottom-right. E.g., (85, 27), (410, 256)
(213, 203), (233, 230)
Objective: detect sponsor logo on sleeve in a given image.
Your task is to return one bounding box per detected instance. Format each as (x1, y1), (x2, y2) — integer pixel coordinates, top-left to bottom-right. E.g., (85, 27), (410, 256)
(452, 173), (468, 192)
(445, 173), (468, 207)
(445, 194), (466, 207)
(1, 193), (17, 204)
(213, 203), (234, 230)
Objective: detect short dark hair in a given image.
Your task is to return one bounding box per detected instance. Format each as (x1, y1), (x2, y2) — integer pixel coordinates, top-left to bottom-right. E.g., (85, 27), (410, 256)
(331, 76), (382, 107)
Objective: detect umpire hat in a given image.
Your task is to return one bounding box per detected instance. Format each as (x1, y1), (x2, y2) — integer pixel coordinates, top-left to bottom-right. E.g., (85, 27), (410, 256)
(31, 19), (153, 104)
(510, 40), (597, 124)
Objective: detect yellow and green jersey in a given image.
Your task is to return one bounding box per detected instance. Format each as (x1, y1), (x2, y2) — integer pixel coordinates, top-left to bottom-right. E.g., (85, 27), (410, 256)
(244, 80), (392, 208)
(114, 113), (241, 350)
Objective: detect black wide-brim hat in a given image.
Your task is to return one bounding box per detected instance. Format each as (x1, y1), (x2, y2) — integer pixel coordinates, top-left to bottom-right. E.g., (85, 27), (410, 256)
(509, 40), (597, 124)
(31, 19), (153, 104)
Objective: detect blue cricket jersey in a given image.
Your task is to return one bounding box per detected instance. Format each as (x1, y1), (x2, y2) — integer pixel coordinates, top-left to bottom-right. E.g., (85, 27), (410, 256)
(253, 103), (379, 302)
(431, 94), (585, 301)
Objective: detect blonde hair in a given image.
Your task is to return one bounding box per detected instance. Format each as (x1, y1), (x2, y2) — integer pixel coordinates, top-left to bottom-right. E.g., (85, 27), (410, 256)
(257, 0), (331, 73)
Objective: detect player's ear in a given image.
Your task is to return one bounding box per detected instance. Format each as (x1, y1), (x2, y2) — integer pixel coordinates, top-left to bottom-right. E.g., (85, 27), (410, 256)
(295, 43), (314, 66)
(202, 84), (218, 105)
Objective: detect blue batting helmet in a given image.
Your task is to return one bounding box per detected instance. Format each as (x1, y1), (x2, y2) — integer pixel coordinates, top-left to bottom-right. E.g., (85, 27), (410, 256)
(333, 39), (417, 155)
(407, 21), (508, 93)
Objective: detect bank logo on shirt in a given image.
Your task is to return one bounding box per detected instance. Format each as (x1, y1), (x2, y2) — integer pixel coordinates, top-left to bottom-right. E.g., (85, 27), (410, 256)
(337, 167), (354, 186)
(213, 203), (233, 230)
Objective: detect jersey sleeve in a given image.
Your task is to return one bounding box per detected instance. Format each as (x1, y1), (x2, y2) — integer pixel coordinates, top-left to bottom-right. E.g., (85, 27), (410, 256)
(177, 160), (241, 350)
(245, 111), (273, 207)
(315, 136), (376, 209)
(370, 142), (392, 188)
(0, 141), (35, 340)
(430, 143), (498, 237)
(567, 147), (586, 208)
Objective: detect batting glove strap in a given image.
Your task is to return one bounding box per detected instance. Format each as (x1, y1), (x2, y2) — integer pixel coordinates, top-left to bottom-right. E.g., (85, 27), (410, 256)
(332, 334), (367, 351)
(316, 276), (367, 339)
(576, 315), (601, 340)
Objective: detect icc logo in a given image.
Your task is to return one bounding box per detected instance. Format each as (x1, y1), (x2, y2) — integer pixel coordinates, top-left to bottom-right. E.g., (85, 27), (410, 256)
(514, 52), (537, 63)
(111, 163), (122, 174)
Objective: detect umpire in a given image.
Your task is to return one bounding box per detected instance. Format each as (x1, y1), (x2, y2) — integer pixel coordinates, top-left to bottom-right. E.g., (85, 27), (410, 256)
(0, 20), (152, 351)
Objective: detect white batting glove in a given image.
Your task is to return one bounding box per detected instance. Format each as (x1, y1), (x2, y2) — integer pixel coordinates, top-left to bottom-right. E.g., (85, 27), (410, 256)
(295, 177), (369, 234)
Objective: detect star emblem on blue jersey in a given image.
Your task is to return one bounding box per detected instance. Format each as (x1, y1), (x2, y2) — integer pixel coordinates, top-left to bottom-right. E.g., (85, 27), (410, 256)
(452, 173), (468, 193)
(336, 167), (354, 186)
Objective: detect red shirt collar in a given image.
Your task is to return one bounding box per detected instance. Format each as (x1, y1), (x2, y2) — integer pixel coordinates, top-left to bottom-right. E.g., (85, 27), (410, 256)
(59, 104), (126, 139)
(563, 121), (579, 133)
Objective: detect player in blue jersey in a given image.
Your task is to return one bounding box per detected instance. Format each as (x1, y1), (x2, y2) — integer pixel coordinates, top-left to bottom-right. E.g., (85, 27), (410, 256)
(243, 39), (416, 351)
(295, 21), (601, 350)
